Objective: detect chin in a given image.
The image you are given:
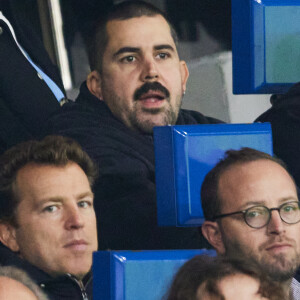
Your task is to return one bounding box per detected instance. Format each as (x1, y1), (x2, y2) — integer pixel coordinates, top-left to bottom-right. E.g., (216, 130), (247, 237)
(64, 262), (91, 279)
(135, 117), (170, 133)
(67, 268), (90, 280)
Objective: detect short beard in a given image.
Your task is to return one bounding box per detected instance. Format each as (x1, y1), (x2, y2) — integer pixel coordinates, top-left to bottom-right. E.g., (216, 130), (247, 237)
(101, 79), (182, 134)
(128, 98), (181, 134)
(224, 238), (300, 282)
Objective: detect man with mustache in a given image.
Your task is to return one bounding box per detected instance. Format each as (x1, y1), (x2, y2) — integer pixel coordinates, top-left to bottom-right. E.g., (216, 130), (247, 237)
(45, 0), (221, 250)
(201, 148), (300, 299)
(0, 135), (98, 299)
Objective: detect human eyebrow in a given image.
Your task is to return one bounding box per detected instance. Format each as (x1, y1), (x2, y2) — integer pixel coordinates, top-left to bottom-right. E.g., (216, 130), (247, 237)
(242, 197), (299, 210)
(77, 191), (94, 201)
(113, 47), (141, 58)
(36, 192), (94, 209)
(35, 197), (63, 210)
(240, 201), (266, 210)
(154, 44), (175, 52)
(278, 196), (299, 204)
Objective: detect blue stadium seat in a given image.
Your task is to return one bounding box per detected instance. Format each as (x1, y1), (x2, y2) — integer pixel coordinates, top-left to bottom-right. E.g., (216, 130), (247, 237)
(93, 249), (216, 300)
(154, 123), (273, 226)
(232, 0), (300, 94)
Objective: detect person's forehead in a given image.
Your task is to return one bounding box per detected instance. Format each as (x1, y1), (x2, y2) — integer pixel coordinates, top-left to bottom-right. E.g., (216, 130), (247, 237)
(15, 163), (91, 205)
(105, 15), (176, 50)
(218, 159), (297, 210)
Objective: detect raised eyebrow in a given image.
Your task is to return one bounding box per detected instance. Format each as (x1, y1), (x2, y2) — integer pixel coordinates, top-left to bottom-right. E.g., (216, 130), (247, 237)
(113, 47), (141, 58)
(154, 44), (175, 52)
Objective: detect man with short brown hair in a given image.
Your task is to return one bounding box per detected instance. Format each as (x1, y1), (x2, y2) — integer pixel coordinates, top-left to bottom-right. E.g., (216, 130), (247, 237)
(0, 135), (98, 300)
(201, 148), (300, 299)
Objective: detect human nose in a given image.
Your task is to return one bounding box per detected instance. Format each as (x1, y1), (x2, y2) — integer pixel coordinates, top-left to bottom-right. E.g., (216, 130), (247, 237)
(267, 209), (284, 234)
(64, 205), (84, 230)
(140, 56), (159, 82)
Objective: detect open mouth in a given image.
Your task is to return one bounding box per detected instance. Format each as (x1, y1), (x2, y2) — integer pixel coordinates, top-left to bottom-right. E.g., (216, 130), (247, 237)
(134, 82), (170, 105)
(138, 90), (166, 107)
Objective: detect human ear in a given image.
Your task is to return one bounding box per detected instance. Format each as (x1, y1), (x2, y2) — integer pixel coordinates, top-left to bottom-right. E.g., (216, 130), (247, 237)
(0, 222), (19, 252)
(201, 221), (226, 254)
(87, 71), (104, 101)
(179, 61), (189, 93)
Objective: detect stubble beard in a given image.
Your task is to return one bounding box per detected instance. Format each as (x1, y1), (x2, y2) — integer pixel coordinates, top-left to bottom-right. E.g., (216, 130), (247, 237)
(102, 78), (183, 133)
(127, 95), (182, 134)
(224, 238), (300, 282)
(102, 79), (183, 134)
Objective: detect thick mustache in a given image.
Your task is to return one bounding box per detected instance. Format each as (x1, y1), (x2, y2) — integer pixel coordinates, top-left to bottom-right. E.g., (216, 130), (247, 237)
(134, 82), (170, 101)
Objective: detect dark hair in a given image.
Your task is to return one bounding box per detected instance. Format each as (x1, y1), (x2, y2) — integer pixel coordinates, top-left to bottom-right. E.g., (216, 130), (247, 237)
(201, 147), (291, 221)
(0, 135), (98, 224)
(88, 0), (179, 72)
(164, 255), (285, 300)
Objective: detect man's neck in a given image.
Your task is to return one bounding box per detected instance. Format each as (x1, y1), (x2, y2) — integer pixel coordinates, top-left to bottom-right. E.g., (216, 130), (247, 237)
(282, 278), (293, 300)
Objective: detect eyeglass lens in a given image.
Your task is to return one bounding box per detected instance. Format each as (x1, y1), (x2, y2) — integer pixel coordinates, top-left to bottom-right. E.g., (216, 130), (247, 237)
(245, 202), (300, 228)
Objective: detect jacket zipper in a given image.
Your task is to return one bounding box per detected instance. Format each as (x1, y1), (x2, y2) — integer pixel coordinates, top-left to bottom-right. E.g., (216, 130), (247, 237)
(67, 274), (89, 300)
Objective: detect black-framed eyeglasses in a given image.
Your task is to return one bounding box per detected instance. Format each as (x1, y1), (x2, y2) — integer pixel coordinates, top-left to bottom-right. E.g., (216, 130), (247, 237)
(213, 201), (300, 229)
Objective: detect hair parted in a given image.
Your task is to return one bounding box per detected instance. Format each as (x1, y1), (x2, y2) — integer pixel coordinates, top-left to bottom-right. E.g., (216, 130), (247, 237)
(201, 147), (291, 221)
(88, 0), (179, 73)
(0, 135), (98, 224)
(164, 255), (285, 300)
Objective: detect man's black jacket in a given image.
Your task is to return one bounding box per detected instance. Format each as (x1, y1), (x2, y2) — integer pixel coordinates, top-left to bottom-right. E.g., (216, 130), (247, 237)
(0, 243), (92, 300)
(44, 82), (222, 250)
(256, 83), (300, 188)
(0, 2), (63, 153)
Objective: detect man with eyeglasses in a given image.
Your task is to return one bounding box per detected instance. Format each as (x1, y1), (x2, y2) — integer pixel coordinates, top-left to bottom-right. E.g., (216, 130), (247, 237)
(201, 147), (300, 300)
